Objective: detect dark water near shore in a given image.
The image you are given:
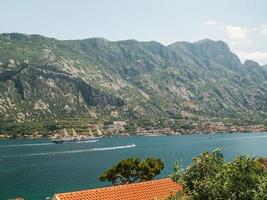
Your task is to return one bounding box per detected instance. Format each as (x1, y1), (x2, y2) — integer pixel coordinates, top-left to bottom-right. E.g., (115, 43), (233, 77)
(1, 132), (267, 200)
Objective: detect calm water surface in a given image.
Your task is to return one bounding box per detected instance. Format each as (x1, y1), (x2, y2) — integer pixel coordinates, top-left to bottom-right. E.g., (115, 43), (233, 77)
(1, 132), (267, 200)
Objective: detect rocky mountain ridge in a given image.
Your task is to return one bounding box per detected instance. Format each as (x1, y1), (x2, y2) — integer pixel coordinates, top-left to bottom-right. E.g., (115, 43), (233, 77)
(0, 33), (266, 127)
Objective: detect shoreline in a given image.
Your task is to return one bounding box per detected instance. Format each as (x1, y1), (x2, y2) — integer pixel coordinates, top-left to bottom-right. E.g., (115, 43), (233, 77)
(0, 131), (267, 140)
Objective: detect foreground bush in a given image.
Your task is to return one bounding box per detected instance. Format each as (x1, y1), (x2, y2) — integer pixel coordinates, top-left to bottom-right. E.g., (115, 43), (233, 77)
(171, 149), (267, 200)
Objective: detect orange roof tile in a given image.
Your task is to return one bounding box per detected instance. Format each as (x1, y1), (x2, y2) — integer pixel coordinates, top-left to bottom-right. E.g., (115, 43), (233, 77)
(53, 178), (182, 200)
(259, 158), (267, 168)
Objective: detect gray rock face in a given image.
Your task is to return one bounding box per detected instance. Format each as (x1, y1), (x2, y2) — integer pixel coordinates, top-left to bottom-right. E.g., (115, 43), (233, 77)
(0, 33), (266, 121)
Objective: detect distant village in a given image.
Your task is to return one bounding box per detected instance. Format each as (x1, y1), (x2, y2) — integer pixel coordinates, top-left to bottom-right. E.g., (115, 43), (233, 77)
(0, 119), (266, 139)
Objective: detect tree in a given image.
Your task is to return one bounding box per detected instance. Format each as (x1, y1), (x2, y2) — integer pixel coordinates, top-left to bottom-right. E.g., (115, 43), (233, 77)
(216, 156), (265, 200)
(171, 148), (224, 200)
(99, 157), (164, 185)
(171, 149), (267, 200)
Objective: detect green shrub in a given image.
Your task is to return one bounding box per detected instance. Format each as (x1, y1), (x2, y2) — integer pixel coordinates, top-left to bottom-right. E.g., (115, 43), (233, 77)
(171, 149), (267, 200)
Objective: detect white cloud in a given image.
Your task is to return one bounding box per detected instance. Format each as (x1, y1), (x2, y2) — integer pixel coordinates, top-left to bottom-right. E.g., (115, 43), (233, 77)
(203, 22), (267, 64)
(204, 21), (249, 41)
(205, 20), (217, 26)
(260, 24), (267, 35)
(237, 51), (267, 64)
(224, 25), (248, 40)
(230, 40), (252, 46)
(252, 27), (259, 32)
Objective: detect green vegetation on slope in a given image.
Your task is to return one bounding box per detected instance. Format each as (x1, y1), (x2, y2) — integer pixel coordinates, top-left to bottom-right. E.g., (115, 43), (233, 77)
(0, 33), (266, 135)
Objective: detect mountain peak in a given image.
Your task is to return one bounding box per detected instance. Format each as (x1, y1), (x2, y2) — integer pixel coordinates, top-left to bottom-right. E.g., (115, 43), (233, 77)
(168, 39), (242, 71)
(195, 38), (226, 44)
(243, 60), (260, 67)
(0, 32), (54, 42)
(194, 39), (231, 52)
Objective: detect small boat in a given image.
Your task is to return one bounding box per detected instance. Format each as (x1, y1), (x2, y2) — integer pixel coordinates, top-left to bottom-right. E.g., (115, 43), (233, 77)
(52, 128), (101, 144)
(130, 143), (136, 147)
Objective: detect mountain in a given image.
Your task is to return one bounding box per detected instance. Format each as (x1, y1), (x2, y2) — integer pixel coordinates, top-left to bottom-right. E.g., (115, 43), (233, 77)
(168, 39), (243, 71)
(0, 33), (266, 129)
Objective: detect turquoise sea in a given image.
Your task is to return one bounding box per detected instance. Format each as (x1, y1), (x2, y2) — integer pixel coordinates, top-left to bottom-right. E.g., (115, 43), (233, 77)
(1, 132), (267, 200)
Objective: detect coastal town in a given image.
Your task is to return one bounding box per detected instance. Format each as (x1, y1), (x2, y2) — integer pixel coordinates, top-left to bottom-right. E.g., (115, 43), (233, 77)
(0, 119), (266, 139)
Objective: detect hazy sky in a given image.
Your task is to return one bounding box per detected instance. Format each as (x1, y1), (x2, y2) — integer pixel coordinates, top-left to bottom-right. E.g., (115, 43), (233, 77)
(1, 0), (267, 64)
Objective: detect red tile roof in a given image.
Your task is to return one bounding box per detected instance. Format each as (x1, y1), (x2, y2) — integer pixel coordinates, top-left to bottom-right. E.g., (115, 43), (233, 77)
(259, 158), (267, 168)
(53, 178), (182, 200)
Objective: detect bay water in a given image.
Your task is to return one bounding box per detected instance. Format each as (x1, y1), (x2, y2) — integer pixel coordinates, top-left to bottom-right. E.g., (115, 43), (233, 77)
(1, 132), (267, 200)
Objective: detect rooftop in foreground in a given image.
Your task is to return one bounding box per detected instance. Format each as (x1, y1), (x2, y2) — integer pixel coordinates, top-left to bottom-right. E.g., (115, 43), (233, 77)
(53, 178), (182, 200)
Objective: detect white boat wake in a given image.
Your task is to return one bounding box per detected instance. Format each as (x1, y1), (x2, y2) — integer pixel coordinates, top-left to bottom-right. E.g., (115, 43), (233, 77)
(0, 144), (136, 159)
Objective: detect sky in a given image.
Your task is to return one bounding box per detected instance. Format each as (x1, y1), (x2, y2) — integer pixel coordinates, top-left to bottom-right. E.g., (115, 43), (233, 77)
(1, 0), (267, 64)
